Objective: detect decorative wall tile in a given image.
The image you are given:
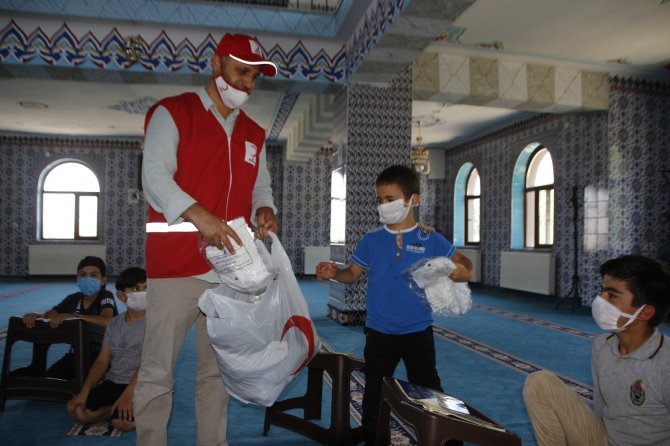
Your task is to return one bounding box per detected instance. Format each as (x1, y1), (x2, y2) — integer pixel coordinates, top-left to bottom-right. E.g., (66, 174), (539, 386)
(0, 19), (347, 83)
(279, 154), (332, 273)
(330, 64), (413, 318)
(607, 76), (670, 262)
(346, 0), (407, 78)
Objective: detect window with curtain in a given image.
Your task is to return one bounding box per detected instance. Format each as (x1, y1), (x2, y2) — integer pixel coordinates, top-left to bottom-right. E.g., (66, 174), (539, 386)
(39, 161), (100, 240)
(465, 168), (480, 245)
(524, 148), (554, 248)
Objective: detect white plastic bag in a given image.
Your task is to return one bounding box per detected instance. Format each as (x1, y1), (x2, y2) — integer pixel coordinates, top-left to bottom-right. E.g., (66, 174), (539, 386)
(198, 232), (321, 406)
(408, 256), (472, 316)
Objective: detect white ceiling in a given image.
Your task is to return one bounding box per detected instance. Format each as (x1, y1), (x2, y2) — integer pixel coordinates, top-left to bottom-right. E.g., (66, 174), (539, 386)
(1, 0), (668, 149)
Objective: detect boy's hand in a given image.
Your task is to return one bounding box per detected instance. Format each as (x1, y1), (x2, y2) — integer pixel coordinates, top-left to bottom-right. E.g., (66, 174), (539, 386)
(22, 313), (41, 328)
(112, 393), (134, 421)
(67, 393), (87, 421)
(316, 262), (338, 281)
(48, 313), (74, 328)
(449, 262), (472, 283)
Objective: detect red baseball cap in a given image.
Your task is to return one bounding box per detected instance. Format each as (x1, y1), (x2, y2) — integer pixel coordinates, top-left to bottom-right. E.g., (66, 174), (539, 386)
(215, 33), (277, 77)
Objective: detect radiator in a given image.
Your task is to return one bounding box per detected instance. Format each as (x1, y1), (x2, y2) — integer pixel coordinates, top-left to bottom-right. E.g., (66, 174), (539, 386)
(28, 245), (106, 275)
(458, 248), (480, 283)
(499, 251), (555, 295)
(303, 246), (330, 275)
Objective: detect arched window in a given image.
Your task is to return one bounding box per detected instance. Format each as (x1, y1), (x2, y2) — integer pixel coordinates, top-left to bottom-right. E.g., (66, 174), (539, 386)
(453, 162), (480, 246)
(39, 161), (100, 240)
(524, 148), (554, 248)
(465, 168), (480, 245)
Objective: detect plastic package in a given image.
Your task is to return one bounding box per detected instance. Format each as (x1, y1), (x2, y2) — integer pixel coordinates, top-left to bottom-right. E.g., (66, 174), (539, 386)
(200, 217), (274, 295)
(198, 232), (321, 406)
(407, 256), (472, 316)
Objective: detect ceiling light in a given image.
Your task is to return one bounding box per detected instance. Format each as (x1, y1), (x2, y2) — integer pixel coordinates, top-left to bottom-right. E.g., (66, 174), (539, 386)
(411, 121), (430, 175)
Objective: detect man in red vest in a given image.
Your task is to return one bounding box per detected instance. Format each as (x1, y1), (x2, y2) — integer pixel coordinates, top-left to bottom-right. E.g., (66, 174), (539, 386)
(134, 33), (278, 446)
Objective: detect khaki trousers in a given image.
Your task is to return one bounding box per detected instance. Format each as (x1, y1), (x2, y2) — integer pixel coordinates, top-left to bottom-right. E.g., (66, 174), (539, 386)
(523, 370), (607, 446)
(134, 277), (228, 446)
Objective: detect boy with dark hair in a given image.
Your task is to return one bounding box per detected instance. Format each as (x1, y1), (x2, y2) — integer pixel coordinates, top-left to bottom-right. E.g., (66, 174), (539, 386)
(67, 267), (147, 431)
(316, 164), (473, 445)
(523, 254), (670, 446)
(18, 256), (118, 379)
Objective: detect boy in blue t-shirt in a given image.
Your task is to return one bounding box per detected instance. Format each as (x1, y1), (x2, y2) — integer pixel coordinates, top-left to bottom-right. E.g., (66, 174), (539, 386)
(316, 165), (473, 445)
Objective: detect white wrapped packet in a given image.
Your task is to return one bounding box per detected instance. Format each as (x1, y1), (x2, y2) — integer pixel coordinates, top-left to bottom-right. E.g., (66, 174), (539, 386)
(409, 256), (472, 316)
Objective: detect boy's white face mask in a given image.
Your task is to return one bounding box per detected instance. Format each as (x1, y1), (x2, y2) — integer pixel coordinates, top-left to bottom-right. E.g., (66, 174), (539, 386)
(378, 195), (414, 225)
(591, 295), (645, 333)
(214, 75), (249, 109)
(125, 291), (148, 311)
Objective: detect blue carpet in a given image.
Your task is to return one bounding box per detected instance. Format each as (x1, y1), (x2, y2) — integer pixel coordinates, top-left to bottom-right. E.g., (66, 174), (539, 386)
(1, 278), (668, 445)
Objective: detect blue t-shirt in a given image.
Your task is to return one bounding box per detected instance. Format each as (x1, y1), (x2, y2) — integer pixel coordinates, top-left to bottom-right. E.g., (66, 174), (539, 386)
(351, 225), (456, 335)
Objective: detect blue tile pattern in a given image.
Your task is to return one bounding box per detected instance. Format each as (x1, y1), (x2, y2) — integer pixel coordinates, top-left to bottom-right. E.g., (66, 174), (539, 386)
(331, 65), (413, 318)
(607, 76), (670, 262)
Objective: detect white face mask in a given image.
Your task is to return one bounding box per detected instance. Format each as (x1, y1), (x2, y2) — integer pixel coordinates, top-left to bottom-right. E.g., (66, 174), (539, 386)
(591, 295), (645, 333)
(214, 75), (249, 109)
(378, 195), (414, 225)
(125, 291), (148, 311)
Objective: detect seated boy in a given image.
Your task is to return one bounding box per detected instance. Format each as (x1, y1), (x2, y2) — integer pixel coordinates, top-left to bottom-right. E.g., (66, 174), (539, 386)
(16, 256), (118, 379)
(523, 254), (670, 446)
(66, 267), (147, 431)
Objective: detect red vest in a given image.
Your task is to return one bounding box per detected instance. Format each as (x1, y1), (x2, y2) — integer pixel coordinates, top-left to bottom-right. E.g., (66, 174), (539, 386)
(144, 92), (265, 278)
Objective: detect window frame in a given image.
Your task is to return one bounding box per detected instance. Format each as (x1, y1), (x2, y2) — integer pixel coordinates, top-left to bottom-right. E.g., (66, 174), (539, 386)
(523, 148), (554, 249)
(38, 160), (101, 241)
(464, 168), (481, 246)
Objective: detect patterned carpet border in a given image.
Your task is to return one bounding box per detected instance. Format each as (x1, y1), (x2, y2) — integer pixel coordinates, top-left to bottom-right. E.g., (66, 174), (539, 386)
(66, 419), (122, 437)
(473, 304), (596, 340)
(431, 325), (593, 403)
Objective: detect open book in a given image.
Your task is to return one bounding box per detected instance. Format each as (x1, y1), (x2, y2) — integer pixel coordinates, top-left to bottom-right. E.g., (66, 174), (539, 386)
(394, 379), (508, 432)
